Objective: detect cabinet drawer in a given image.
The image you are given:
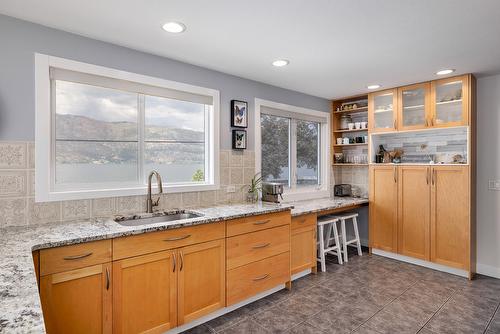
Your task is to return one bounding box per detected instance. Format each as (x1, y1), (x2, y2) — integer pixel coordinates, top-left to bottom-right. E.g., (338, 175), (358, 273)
(291, 214), (316, 230)
(226, 211), (290, 237)
(226, 225), (290, 270)
(226, 252), (290, 306)
(40, 240), (112, 276)
(113, 222), (225, 260)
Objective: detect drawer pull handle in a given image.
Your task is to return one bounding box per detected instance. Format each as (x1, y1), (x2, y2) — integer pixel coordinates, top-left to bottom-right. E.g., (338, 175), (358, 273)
(105, 267), (110, 290)
(253, 220), (270, 226)
(253, 274), (270, 281)
(63, 252), (93, 260)
(163, 234), (191, 242)
(252, 243), (271, 249)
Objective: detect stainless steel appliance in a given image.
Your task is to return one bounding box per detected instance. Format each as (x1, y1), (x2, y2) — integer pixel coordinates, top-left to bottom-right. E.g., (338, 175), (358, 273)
(262, 182), (284, 203)
(334, 184), (352, 197)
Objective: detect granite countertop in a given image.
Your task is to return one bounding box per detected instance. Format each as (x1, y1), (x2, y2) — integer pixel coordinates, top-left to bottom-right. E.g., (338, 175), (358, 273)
(0, 202), (292, 333)
(0, 197), (368, 333)
(290, 196), (369, 216)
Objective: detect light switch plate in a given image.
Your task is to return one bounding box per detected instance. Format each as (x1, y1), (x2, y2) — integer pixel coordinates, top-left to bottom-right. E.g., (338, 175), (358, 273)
(488, 180), (500, 191)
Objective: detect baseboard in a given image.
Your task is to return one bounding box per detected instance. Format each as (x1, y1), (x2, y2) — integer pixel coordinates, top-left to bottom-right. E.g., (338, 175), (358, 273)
(477, 263), (500, 279)
(371, 249), (469, 278)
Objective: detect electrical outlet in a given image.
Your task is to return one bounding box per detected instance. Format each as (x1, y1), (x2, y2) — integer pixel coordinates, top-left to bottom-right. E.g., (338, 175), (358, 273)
(226, 185), (236, 193)
(488, 180), (500, 191)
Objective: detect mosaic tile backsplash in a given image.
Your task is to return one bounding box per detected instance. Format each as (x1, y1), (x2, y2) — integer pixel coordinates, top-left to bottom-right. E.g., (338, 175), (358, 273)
(0, 141), (255, 228)
(371, 127), (468, 163)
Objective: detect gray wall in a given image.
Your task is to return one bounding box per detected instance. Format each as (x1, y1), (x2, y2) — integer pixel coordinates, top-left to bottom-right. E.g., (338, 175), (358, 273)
(476, 74), (500, 278)
(0, 14), (330, 148)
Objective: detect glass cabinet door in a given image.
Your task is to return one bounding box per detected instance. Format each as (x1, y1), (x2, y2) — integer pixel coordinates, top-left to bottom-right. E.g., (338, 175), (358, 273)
(369, 89), (397, 132)
(431, 75), (468, 127)
(398, 83), (430, 130)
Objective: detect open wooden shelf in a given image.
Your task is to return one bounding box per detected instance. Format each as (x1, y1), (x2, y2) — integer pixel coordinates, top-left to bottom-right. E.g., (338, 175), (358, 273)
(333, 106), (368, 114)
(332, 163), (369, 166)
(333, 128), (368, 133)
(333, 143), (368, 147)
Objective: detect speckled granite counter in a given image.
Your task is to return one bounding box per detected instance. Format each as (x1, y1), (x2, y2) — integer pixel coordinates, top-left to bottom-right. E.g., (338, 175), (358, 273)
(0, 203), (293, 333)
(290, 196), (369, 217)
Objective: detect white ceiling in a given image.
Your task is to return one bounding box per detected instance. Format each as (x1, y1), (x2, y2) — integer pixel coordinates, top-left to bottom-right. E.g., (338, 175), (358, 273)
(1, 0), (500, 99)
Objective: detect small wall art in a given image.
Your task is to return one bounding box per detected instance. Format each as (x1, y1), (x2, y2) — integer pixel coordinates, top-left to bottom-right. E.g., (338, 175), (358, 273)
(232, 130), (247, 149)
(231, 100), (248, 128)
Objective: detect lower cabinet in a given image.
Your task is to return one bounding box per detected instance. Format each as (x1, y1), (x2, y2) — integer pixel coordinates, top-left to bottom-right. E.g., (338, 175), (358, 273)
(290, 214), (317, 274)
(113, 239), (226, 333)
(369, 165), (398, 252)
(112, 251), (177, 334)
(40, 263), (112, 334)
(398, 166), (431, 260)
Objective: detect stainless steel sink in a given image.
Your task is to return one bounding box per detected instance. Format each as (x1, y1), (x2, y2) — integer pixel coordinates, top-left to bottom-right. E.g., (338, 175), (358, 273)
(114, 211), (202, 227)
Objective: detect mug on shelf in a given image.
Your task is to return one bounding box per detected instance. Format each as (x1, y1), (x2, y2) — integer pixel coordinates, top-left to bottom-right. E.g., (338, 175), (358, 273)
(343, 137), (350, 145)
(361, 121), (368, 129)
(355, 122), (361, 129)
(348, 123), (355, 130)
(336, 137), (343, 145)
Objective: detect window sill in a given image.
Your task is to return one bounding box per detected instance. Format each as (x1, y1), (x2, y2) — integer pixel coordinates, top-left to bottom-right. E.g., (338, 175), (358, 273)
(36, 183), (220, 202)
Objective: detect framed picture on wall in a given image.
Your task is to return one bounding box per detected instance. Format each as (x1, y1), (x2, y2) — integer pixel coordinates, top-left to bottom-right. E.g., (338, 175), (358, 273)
(231, 100), (248, 128)
(232, 130), (247, 150)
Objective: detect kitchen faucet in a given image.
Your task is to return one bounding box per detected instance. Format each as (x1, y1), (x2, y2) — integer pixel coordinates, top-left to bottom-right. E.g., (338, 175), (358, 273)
(146, 170), (163, 213)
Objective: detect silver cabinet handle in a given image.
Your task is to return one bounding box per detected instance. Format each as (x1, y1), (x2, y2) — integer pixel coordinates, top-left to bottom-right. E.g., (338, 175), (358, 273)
(253, 274), (270, 281)
(163, 234), (191, 242)
(172, 253), (176, 272)
(63, 252), (93, 260)
(253, 220), (270, 226)
(105, 267), (110, 290)
(179, 251), (184, 271)
(252, 243), (271, 249)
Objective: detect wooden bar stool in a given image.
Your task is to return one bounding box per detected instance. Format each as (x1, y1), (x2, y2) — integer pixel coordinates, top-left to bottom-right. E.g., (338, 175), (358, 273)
(317, 215), (343, 272)
(330, 213), (362, 263)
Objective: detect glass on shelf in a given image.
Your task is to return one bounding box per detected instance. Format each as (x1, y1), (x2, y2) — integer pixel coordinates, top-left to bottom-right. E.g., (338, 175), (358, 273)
(435, 80), (463, 124)
(373, 93), (394, 129)
(402, 87), (426, 127)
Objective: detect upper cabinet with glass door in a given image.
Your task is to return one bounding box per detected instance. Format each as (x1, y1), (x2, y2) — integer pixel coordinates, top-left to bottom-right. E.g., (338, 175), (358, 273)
(430, 75), (470, 127)
(368, 89), (398, 133)
(397, 83), (431, 131)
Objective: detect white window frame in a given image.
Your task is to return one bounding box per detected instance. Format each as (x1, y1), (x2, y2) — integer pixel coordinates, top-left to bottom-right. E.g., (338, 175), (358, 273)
(255, 98), (330, 202)
(35, 54), (220, 202)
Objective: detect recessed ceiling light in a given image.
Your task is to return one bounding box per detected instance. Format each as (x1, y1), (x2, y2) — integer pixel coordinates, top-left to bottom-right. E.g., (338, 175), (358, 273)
(162, 22), (186, 33)
(272, 59), (289, 67)
(436, 69), (455, 75)
(367, 84), (381, 90)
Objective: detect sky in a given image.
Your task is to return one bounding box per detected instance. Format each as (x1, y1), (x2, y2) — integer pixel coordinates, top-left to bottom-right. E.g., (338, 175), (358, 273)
(55, 80), (205, 132)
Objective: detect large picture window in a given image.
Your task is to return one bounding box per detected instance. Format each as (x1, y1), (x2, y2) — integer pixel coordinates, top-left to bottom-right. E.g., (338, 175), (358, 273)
(36, 55), (219, 201)
(257, 99), (329, 200)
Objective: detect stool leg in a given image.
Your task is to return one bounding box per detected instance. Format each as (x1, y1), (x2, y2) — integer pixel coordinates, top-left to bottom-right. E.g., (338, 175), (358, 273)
(353, 216), (363, 256)
(332, 222), (343, 265)
(318, 224), (326, 272)
(341, 219), (348, 263)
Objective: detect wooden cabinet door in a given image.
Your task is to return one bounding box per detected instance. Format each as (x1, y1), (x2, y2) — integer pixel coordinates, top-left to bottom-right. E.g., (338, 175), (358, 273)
(40, 263), (112, 334)
(430, 75), (470, 127)
(113, 251), (177, 334)
(368, 89), (398, 133)
(291, 225), (316, 274)
(398, 82), (431, 131)
(369, 165), (398, 252)
(177, 239), (225, 325)
(430, 166), (470, 269)
(398, 166), (431, 260)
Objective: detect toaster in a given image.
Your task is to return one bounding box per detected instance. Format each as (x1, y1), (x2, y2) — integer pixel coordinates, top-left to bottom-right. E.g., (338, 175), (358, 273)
(334, 184), (352, 197)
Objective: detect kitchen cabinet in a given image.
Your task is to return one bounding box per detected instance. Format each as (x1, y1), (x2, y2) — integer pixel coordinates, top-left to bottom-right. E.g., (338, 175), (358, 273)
(431, 75), (470, 127)
(40, 263), (112, 334)
(398, 82), (431, 131)
(290, 214), (317, 274)
(112, 251), (177, 334)
(177, 239), (225, 325)
(431, 166), (470, 269)
(397, 166), (431, 260)
(369, 165), (398, 252)
(368, 89), (398, 133)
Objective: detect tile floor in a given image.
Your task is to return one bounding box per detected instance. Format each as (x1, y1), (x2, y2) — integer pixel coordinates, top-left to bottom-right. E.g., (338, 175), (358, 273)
(183, 253), (500, 334)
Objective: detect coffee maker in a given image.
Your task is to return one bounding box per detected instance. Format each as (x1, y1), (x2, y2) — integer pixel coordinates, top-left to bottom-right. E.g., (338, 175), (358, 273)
(262, 182), (284, 203)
